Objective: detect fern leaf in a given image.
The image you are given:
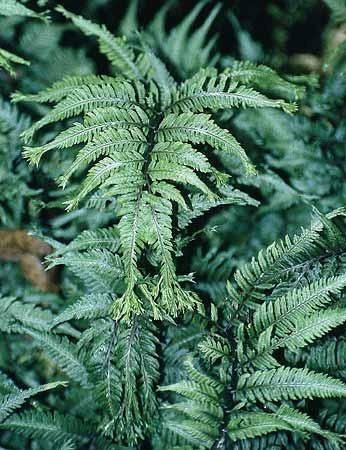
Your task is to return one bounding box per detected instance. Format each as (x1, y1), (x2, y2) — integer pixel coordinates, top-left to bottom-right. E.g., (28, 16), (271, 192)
(252, 275), (346, 336)
(22, 80), (145, 144)
(0, 48), (29, 76)
(227, 411), (293, 441)
(164, 419), (215, 448)
(274, 309), (346, 351)
(51, 226), (120, 256)
(157, 112), (256, 175)
(48, 248), (123, 292)
(52, 293), (113, 326)
(178, 185), (258, 229)
(298, 337), (346, 375)
(57, 6), (143, 79)
(164, 1), (208, 68)
(61, 127), (148, 187)
(0, 381), (67, 422)
(12, 74), (116, 104)
(0, 410), (96, 444)
(236, 367), (346, 403)
(141, 42), (175, 110)
(162, 0), (220, 77)
(23, 328), (89, 387)
(170, 69), (296, 113)
(276, 405), (344, 446)
(0, 0), (49, 22)
(198, 335), (230, 364)
(227, 60), (306, 101)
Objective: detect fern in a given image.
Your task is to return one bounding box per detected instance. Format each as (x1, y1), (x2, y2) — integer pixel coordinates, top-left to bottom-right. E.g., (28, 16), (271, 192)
(2, 2), (345, 449)
(236, 367), (346, 403)
(17, 7), (296, 321)
(0, 0), (49, 22)
(23, 329), (89, 386)
(147, 1), (221, 78)
(0, 0), (48, 74)
(0, 381), (67, 422)
(162, 210), (346, 449)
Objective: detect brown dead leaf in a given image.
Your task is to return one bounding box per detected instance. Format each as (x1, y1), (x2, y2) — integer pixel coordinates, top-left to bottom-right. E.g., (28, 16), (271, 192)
(0, 229), (58, 292)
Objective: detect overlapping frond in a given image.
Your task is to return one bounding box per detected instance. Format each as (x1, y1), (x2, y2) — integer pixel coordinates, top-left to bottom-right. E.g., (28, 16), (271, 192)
(0, 410), (114, 449)
(169, 68), (296, 113)
(151, 0), (221, 77)
(0, 0), (49, 22)
(227, 209), (346, 322)
(227, 411), (293, 442)
(236, 367), (346, 403)
(19, 10), (297, 320)
(160, 359), (224, 448)
(88, 318), (160, 445)
(163, 210), (346, 449)
(56, 6), (144, 80)
(225, 60), (307, 101)
(23, 328), (89, 386)
(0, 381), (66, 422)
(0, 0), (48, 74)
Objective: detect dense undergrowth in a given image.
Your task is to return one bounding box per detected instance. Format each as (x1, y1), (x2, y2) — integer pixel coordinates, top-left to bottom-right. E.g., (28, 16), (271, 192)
(1, 1), (346, 449)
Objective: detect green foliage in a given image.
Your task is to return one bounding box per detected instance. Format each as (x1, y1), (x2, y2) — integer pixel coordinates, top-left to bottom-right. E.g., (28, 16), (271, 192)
(0, 0), (48, 74)
(161, 210), (346, 449)
(1, 1), (346, 449)
(18, 7), (297, 322)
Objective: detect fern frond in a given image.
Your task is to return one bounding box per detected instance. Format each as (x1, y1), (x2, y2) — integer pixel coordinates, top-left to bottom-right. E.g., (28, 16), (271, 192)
(23, 328), (89, 386)
(236, 367), (346, 403)
(161, 0), (221, 77)
(0, 48), (29, 76)
(160, 360), (225, 447)
(228, 209), (346, 321)
(0, 0), (49, 22)
(163, 418), (216, 448)
(252, 275), (346, 336)
(0, 410), (106, 446)
(141, 41), (175, 110)
(274, 309), (346, 351)
(198, 335), (231, 364)
(102, 319), (160, 444)
(160, 359), (223, 408)
(178, 185), (258, 229)
(64, 127), (148, 188)
(226, 60), (306, 101)
(0, 299), (78, 337)
(22, 80), (146, 144)
(2, 411), (72, 440)
(12, 74), (116, 103)
(52, 293), (113, 326)
(51, 225), (120, 256)
(227, 411), (293, 442)
(49, 248), (123, 292)
(276, 405), (344, 446)
(0, 381), (67, 422)
(157, 112), (256, 175)
(17, 9), (298, 321)
(169, 69), (296, 113)
(297, 337), (346, 375)
(56, 6), (144, 79)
